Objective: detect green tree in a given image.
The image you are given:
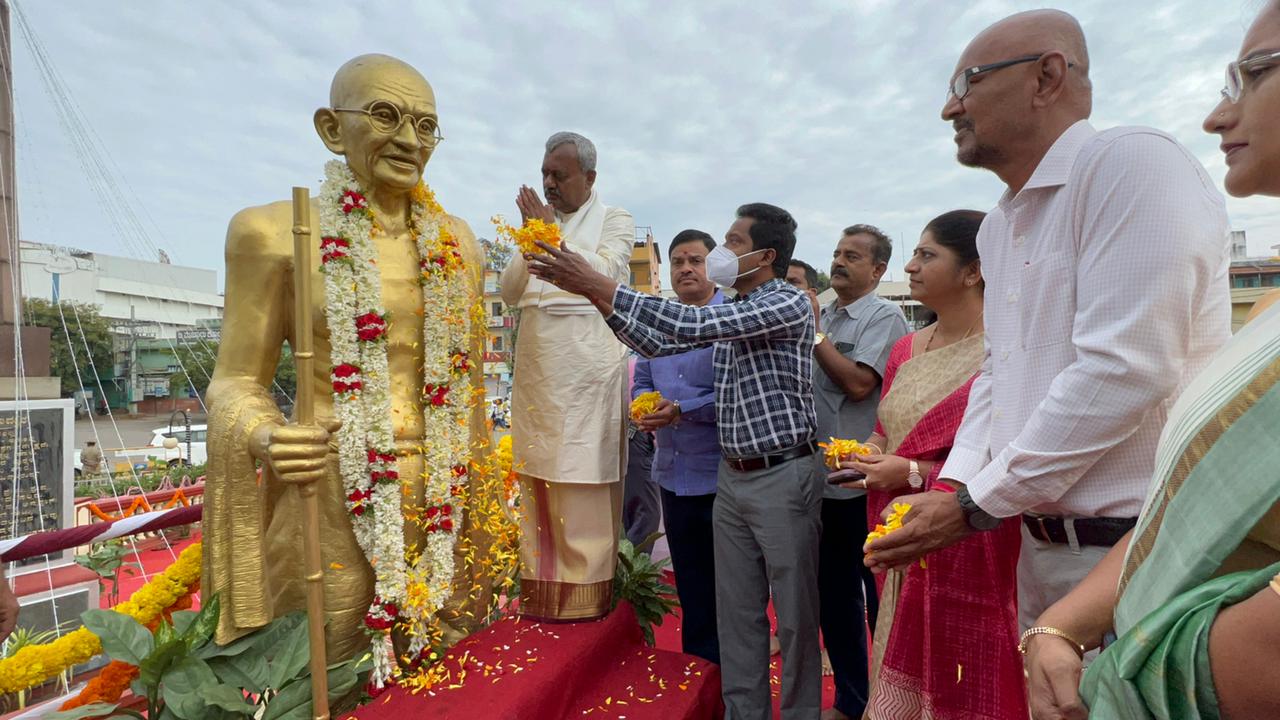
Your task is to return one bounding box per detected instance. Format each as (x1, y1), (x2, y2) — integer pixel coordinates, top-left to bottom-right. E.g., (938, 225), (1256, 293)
(23, 298), (114, 396)
(169, 341), (294, 404)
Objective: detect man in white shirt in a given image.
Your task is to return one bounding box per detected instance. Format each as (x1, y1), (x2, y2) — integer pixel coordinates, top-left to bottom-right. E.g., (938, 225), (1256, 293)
(863, 9), (1232, 630)
(499, 131), (634, 621)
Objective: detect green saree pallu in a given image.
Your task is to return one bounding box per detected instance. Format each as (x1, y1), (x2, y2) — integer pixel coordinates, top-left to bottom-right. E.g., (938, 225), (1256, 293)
(1080, 302), (1280, 719)
(1081, 561), (1280, 720)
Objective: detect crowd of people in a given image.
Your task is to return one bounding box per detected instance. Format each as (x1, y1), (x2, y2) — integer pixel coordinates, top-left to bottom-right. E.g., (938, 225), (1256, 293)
(4, 4), (1278, 720)
(512, 5), (1280, 720)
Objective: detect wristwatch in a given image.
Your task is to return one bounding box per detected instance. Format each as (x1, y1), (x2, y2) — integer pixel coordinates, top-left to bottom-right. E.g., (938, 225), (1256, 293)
(907, 460), (923, 489)
(955, 486), (1000, 531)
(813, 332), (827, 347)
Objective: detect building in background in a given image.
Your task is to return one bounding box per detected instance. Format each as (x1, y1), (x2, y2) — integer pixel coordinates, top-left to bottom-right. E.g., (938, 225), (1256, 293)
(1226, 232), (1280, 331)
(482, 268), (514, 398)
(630, 227), (662, 295)
(19, 241), (224, 410)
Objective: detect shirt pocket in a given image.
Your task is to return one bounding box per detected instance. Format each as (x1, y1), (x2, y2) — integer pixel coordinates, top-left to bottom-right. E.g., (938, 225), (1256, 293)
(1019, 251), (1075, 350)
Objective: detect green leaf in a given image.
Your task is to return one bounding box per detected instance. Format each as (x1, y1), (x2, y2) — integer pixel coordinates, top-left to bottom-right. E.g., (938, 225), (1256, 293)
(42, 702), (124, 719)
(169, 610), (199, 638)
(208, 652), (268, 695)
(199, 683), (254, 713)
(81, 609), (154, 665)
(196, 608), (301, 661)
(154, 618), (178, 648)
(139, 638), (189, 690)
(183, 595), (221, 649)
(161, 657), (219, 720)
(261, 661), (357, 720)
(266, 614), (312, 689)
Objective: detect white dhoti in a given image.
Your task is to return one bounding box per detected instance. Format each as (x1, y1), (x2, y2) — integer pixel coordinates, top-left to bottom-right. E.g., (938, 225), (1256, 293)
(500, 190), (636, 621)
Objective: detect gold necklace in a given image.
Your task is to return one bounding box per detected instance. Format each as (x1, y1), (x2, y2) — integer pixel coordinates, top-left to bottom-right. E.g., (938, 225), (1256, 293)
(924, 310), (983, 353)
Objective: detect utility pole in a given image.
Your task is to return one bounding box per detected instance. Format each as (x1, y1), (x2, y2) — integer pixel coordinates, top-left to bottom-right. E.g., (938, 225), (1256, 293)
(0, 0), (54, 397)
(112, 306), (158, 416)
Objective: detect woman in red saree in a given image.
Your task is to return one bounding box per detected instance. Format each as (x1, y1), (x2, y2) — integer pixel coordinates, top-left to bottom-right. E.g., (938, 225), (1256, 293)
(839, 210), (1025, 719)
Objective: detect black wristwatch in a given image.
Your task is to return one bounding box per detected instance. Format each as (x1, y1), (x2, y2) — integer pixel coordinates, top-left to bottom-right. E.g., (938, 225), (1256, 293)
(955, 486), (1000, 531)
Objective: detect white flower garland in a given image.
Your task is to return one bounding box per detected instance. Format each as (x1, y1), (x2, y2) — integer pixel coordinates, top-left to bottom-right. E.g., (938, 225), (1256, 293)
(318, 160), (473, 688)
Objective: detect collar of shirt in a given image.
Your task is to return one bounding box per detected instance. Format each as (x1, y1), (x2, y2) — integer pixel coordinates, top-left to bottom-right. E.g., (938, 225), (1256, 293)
(999, 119), (1097, 212)
(734, 277), (787, 302)
(822, 288), (879, 324)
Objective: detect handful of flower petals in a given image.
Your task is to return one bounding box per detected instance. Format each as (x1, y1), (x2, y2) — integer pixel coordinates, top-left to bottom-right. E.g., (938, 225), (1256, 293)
(818, 437), (875, 470)
(629, 391), (663, 422)
(492, 215), (562, 256)
(865, 502), (927, 568)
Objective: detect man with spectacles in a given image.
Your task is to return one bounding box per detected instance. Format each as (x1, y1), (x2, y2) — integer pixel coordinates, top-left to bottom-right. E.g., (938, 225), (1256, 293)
(499, 132), (635, 622)
(865, 7), (1232, 667)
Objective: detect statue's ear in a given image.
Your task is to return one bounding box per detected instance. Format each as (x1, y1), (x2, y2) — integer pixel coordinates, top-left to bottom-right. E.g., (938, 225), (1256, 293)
(314, 108), (345, 155)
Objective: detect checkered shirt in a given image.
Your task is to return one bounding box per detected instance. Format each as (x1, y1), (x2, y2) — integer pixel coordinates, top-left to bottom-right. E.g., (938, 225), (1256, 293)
(606, 278), (816, 458)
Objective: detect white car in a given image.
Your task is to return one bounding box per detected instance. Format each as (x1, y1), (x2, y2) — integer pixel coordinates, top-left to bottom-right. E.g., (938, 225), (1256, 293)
(73, 424), (208, 478)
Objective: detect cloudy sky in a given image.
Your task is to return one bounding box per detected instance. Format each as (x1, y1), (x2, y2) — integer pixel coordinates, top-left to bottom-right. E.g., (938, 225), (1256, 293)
(12, 0), (1279, 289)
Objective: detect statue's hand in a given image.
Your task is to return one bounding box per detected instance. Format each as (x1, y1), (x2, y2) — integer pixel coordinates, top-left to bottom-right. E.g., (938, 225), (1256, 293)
(252, 418), (342, 485)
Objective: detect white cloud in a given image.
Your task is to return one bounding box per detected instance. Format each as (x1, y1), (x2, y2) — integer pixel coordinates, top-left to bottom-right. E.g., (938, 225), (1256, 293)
(12, 0), (1278, 292)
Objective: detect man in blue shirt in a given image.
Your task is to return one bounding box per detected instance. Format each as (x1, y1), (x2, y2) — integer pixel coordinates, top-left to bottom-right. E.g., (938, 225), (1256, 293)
(632, 229), (723, 665)
(527, 203), (821, 720)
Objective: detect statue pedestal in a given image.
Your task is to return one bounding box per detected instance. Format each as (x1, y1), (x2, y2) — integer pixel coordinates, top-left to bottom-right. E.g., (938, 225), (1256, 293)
(342, 603), (723, 720)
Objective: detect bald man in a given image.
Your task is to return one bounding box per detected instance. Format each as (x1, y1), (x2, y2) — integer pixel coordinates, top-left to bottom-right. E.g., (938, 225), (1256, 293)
(864, 8), (1231, 637)
(204, 54), (494, 662)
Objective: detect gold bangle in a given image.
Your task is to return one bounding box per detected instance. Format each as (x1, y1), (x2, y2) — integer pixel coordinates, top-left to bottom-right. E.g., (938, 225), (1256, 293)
(864, 443), (884, 455)
(1019, 626), (1085, 658)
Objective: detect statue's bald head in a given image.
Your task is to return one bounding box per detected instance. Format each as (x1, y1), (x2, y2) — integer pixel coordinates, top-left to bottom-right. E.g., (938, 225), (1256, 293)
(965, 9), (1091, 101)
(329, 54), (433, 108)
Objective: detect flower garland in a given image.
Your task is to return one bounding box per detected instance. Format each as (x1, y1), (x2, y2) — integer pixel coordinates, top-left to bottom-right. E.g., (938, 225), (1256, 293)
(0, 542), (203, 695)
(60, 586), (197, 710)
(818, 437), (875, 470)
(319, 160), (473, 688)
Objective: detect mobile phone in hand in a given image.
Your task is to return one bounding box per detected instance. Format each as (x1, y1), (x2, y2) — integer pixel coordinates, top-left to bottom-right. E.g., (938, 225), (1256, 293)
(827, 468), (865, 485)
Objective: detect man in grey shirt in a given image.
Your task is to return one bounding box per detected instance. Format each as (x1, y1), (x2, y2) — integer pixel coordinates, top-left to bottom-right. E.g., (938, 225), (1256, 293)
(789, 226), (907, 720)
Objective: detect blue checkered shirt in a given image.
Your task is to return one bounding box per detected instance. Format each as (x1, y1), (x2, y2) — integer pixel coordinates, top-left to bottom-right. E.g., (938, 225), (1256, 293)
(606, 278), (816, 458)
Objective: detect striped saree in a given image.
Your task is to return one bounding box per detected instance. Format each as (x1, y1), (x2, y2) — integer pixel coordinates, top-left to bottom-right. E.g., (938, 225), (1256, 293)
(1081, 301), (1280, 718)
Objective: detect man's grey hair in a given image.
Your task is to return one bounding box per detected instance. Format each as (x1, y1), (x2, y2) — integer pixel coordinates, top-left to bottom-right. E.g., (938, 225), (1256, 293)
(545, 131), (597, 173)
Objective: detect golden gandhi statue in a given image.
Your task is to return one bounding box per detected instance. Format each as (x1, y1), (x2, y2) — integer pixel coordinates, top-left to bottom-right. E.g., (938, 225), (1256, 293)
(203, 54), (493, 661)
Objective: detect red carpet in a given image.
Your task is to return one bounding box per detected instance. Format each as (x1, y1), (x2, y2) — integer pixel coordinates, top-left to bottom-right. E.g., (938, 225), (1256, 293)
(650, 592), (838, 719)
(343, 602), (723, 720)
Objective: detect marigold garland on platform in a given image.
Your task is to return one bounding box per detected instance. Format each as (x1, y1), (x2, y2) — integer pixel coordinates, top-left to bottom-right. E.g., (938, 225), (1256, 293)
(59, 587), (197, 711)
(319, 160), (475, 689)
(491, 215), (561, 255)
(0, 542), (202, 695)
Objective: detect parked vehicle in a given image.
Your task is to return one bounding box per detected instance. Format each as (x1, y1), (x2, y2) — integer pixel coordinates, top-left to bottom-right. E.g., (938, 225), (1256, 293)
(73, 424), (209, 478)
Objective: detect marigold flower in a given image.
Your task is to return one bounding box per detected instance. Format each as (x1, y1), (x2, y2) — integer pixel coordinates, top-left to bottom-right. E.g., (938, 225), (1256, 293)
(491, 215), (562, 256)
(818, 437), (875, 470)
(630, 391), (663, 422)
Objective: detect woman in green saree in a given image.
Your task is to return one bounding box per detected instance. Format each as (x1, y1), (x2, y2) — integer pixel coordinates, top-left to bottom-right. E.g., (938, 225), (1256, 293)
(1023, 3), (1280, 719)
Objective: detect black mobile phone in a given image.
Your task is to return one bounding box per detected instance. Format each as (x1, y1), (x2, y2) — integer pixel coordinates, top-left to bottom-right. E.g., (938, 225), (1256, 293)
(826, 468), (865, 485)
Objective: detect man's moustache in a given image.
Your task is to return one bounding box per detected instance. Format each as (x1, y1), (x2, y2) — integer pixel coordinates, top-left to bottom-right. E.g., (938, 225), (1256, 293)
(831, 268), (848, 277)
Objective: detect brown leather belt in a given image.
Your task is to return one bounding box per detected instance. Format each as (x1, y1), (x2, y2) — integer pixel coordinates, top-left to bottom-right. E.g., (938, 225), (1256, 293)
(723, 441), (817, 473)
(1022, 514), (1137, 547)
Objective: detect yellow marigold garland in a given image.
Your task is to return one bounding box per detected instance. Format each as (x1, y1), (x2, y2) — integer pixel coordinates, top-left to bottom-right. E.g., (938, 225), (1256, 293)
(865, 503), (926, 569)
(0, 541), (203, 695)
(491, 216), (562, 256)
(629, 391), (663, 422)
(818, 437), (875, 470)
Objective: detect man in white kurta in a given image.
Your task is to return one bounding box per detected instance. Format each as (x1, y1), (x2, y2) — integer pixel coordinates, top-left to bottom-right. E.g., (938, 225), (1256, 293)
(500, 132), (633, 620)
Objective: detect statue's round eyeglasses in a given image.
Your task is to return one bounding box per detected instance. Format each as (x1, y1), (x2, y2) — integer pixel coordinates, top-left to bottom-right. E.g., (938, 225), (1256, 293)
(1222, 50), (1280, 104)
(333, 100), (443, 147)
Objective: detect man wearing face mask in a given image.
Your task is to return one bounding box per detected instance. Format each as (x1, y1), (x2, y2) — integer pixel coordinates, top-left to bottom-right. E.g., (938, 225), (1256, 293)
(808, 225), (907, 720)
(499, 131), (634, 622)
(525, 203), (822, 720)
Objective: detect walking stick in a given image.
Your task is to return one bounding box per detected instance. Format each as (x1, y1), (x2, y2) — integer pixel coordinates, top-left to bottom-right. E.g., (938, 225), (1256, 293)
(291, 186), (330, 720)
